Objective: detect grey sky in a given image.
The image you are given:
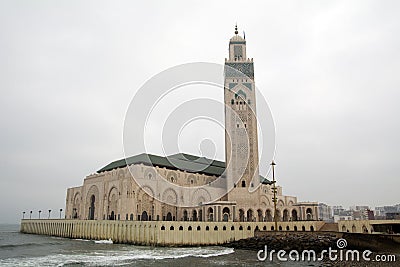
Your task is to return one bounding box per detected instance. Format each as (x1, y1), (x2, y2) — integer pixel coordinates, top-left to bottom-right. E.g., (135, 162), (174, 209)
(1, 1), (399, 223)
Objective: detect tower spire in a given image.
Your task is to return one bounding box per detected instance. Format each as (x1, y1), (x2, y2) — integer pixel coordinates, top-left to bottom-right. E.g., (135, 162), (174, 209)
(234, 24), (238, 35)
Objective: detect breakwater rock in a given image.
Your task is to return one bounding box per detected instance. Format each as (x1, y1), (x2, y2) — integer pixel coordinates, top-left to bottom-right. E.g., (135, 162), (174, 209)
(225, 232), (339, 252)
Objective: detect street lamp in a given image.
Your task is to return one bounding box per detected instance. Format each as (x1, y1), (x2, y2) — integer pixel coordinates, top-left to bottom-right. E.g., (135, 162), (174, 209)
(48, 209), (51, 219)
(22, 211), (25, 219)
(38, 210), (41, 219)
(30, 211), (32, 219)
(270, 160), (278, 231)
(59, 209), (63, 219)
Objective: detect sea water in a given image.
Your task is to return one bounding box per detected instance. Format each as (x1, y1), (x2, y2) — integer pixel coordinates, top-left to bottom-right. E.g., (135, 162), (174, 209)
(0, 224), (345, 266)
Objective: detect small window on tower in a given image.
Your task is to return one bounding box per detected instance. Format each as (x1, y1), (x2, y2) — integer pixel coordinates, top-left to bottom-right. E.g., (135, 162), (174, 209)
(241, 180), (246, 187)
(231, 99), (234, 105)
(234, 45), (243, 60)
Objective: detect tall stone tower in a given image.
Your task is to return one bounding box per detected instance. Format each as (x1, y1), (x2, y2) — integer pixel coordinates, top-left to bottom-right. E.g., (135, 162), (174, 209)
(224, 25), (260, 193)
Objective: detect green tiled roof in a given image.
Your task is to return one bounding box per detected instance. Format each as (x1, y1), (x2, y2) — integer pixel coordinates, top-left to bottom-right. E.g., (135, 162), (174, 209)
(97, 153), (226, 177)
(97, 152), (272, 184)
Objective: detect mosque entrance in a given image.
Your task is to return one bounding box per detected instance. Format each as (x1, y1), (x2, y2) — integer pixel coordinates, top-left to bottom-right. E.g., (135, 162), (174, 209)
(88, 195), (95, 220)
(141, 211), (148, 221)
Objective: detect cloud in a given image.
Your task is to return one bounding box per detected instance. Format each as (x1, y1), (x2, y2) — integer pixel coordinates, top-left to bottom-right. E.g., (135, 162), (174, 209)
(0, 0), (399, 223)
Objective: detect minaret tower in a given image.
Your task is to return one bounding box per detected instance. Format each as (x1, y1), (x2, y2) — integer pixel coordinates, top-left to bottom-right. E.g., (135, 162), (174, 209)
(224, 25), (260, 193)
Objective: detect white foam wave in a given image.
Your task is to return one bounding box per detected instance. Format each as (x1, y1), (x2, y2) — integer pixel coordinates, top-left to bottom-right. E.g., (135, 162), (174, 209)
(94, 239), (113, 244)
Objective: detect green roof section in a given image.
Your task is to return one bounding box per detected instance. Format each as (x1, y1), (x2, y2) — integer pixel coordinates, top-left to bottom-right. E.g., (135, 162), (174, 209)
(97, 153), (226, 177)
(97, 152), (272, 184)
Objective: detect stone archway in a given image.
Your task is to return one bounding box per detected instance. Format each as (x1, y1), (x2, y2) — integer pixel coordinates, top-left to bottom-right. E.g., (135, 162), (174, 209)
(291, 209), (298, 221)
(73, 192), (80, 219)
(283, 209), (289, 222)
(86, 185), (99, 220)
(183, 210), (188, 221)
(247, 209), (253, 222)
(222, 207), (230, 222)
(141, 211), (148, 221)
(192, 210), (198, 221)
(207, 207), (214, 221)
(166, 212), (172, 221)
(306, 208), (313, 220)
(265, 209), (272, 222)
(108, 187), (118, 220)
(88, 195), (95, 220)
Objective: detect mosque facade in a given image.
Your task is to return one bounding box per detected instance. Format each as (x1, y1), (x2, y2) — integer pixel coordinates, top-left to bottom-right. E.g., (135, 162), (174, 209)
(65, 27), (318, 224)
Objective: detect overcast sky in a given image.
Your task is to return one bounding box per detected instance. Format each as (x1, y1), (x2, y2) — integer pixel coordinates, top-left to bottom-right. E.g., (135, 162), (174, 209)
(1, 1), (399, 223)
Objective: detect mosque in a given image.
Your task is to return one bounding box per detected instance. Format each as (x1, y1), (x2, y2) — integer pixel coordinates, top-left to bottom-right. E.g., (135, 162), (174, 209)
(65, 27), (318, 224)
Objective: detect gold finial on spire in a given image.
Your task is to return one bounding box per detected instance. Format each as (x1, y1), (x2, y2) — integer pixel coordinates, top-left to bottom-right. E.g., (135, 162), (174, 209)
(234, 24), (238, 35)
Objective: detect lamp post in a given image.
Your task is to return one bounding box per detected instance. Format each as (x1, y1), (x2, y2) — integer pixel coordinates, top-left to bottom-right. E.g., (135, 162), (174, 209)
(270, 160), (278, 231)
(22, 211), (25, 219)
(48, 209), (51, 219)
(38, 210), (41, 219)
(59, 209), (63, 219)
(30, 211), (32, 219)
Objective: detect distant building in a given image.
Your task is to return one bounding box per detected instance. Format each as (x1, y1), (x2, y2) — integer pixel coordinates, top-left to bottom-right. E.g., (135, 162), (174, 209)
(333, 215), (353, 223)
(386, 212), (400, 220)
(318, 203), (332, 222)
(374, 204), (400, 219)
(366, 209), (375, 220)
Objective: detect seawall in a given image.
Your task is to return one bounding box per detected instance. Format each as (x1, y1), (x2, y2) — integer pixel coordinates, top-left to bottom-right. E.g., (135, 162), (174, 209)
(20, 219), (323, 246)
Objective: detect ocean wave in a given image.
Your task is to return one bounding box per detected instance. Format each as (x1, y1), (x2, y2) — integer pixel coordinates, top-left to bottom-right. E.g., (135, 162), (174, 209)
(0, 246), (235, 266)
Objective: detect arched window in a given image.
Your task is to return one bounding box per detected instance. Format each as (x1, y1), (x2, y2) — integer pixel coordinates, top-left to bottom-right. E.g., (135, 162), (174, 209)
(223, 226), (226, 231)
(231, 226), (235, 231)
(197, 226), (201, 231)
(247, 226), (251, 231)
(206, 226), (209, 231)
(306, 208), (313, 220)
(170, 226), (174, 230)
(214, 226), (218, 231)
(286, 226), (290, 231)
(183, 210), (188, 221)
(188, 226), (192, 231)
(161, 226), (165, 230)
(241, 180), (246, 187)
(239, 226), (243, 231)
(179, 226), (183, 231)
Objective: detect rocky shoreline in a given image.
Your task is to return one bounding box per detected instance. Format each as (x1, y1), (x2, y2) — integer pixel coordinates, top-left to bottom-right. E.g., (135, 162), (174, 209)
(224, 232), (339, 252)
